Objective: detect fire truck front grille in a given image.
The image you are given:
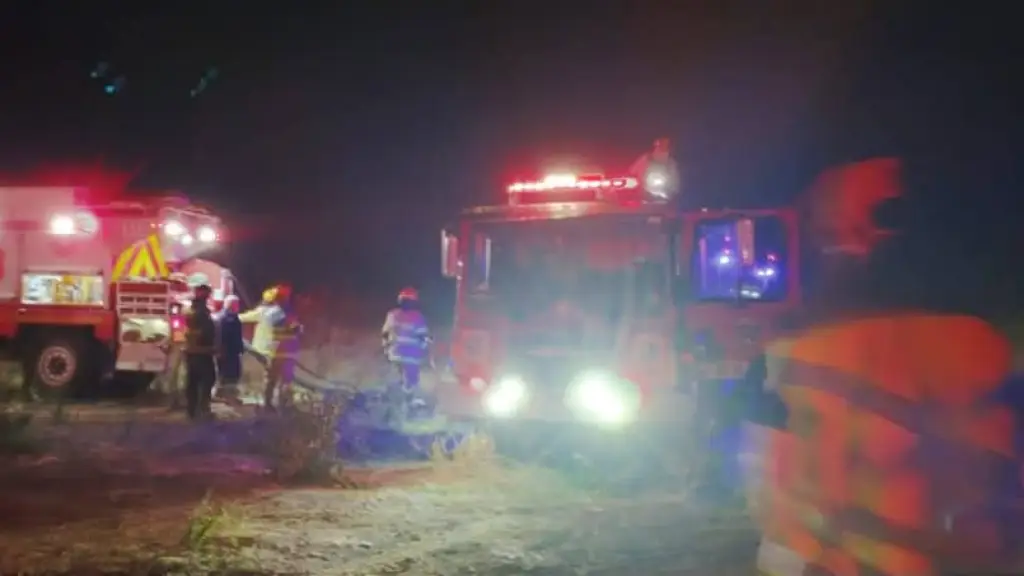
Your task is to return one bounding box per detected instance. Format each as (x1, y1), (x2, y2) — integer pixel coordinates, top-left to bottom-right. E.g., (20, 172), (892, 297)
(509, 325), (585, 350)
(507, 355), (581, 401)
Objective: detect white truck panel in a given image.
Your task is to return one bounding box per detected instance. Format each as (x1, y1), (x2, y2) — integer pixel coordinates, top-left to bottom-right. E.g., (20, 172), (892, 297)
(0, 232), (15, 300)
(0, 187), (78, 220)
(1, 187), (91, 302)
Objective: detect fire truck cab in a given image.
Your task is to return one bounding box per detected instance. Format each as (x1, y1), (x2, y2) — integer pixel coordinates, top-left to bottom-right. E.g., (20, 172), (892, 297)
(0, 186), (229, 398)
(440, 172), (800, 426)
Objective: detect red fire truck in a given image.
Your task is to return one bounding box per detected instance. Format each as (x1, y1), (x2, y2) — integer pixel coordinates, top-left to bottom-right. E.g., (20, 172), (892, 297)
(439, 172), (800, 427)
(0, 186), (230, 398)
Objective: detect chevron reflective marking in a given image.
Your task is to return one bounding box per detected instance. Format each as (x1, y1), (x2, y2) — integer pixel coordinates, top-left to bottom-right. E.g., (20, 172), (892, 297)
(145, 234), (169, 277)
(112, 244), (139, 280)
(127, 243), (158, 277)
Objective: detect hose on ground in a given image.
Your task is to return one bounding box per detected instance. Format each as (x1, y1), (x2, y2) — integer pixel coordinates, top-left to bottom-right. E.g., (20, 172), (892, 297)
(243, 340), (358, 399)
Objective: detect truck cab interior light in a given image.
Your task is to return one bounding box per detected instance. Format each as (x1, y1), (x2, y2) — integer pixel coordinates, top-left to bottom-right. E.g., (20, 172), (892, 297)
(49, 215), (76, 236)
(163, 220), (186, 236)
(196, 226), (217, 243)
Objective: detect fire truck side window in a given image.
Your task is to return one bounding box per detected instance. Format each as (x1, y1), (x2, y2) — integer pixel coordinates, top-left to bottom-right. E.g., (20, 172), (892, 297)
(467, 232), (492, 292)
(691, 217), (788, 301)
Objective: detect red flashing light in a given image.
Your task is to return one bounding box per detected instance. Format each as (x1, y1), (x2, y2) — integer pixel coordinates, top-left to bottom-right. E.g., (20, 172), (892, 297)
(507, 174), (639, 193)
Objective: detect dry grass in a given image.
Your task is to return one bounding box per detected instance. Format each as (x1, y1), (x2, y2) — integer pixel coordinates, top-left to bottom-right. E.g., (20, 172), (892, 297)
(0, 457), (277, 574)
(0, 398), (761, 575)
(0, 317), (762, 575)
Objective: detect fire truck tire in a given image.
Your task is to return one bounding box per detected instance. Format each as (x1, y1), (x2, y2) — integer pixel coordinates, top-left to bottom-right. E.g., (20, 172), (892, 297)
(23, 335), (91, 401)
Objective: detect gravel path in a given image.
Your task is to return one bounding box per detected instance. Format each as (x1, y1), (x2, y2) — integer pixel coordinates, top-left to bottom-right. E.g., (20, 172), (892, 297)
(1, 401), (760, 575)
(212, 464), (759, 576)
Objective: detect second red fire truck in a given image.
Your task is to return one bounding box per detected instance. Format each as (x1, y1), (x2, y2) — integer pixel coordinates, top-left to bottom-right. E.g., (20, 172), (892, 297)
(0, 184), (231, 398)
(440, 171), (800, 427)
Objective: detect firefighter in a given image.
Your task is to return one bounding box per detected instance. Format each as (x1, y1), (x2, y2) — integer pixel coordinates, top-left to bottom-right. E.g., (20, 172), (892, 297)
(629, 136), (680, 199)
(750, 159), (1021, 576)
(238, 286), (278, 360)
(160, 272), (191, 409)
(241, 284), (301, 410)
(381, 287), (430, 401)
(183, 283), (217, 420)
(214, 294), (244, 405)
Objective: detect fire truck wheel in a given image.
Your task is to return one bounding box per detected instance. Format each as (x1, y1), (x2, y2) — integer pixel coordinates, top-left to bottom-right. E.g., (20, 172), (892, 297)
(24, 336), (90, 401)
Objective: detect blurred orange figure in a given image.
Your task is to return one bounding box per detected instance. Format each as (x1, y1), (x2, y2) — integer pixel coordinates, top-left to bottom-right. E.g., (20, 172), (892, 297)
(749, 159), (1020, 576)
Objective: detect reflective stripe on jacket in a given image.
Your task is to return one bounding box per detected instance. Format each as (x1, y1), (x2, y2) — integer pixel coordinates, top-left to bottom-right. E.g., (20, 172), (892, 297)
(184, 306), (217, 355)
(755, 314), (1018, 576)
(382, 308), (429, 365)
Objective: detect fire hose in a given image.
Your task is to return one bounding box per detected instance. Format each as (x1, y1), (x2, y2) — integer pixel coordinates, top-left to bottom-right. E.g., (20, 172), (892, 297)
(241, 340), (358, 400)
(227, 275), (358, 398)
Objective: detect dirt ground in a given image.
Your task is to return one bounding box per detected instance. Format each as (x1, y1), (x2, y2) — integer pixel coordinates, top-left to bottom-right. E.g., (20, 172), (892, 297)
(0, 402), (759, 576)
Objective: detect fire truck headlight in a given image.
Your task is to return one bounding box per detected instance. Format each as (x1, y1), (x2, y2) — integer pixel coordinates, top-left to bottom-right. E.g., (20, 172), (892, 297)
(566, 370), (640, 427)
(163, 220), (186, 237)
(180, 233), (194, 246)
(482, 375), (528, 417)
(197, 226), (217, 243)
(49, 214), (76, 236)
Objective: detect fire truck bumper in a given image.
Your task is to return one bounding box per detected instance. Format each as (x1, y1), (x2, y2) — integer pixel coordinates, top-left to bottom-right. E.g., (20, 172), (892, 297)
(481, 416), (704, 487)
(437, 382), (702, 478)
(438, 380), (694, 425)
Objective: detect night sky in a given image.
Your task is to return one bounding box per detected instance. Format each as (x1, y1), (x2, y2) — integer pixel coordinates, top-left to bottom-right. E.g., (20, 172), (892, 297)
(0, 3), (1021, 321)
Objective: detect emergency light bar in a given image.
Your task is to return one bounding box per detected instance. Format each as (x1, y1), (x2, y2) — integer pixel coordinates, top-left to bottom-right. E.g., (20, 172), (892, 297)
(507, 174), (639, 193)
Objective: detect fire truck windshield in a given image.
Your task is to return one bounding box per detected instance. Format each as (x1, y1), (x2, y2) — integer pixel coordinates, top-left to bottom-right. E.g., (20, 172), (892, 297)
(465, 217), (669, 328)
(690, 215), (789, 301)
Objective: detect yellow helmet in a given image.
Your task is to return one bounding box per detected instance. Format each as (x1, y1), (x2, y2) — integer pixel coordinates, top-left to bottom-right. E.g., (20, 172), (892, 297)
(262, 286), (278, 304)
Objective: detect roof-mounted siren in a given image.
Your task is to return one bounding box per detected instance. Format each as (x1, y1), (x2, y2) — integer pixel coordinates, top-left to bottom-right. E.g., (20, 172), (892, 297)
(639, 162), (680, 202)
(505, 173), (640, 205)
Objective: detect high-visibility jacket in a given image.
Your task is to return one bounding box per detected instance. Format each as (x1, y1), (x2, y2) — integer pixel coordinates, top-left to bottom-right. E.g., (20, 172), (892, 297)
(184, 305), (217, 356)
(240, 303), (301, 360)
(381, 308), (429, 365)
(752, 313), (1019, 576)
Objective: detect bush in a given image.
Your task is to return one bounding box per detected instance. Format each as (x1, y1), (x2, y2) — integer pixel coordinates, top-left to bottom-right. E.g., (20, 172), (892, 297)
(0, 407), (38, 455)
(264, 390), (348, 484)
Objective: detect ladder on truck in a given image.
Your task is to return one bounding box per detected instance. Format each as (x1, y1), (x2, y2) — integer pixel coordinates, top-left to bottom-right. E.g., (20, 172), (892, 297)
(114, 279), (173, 373)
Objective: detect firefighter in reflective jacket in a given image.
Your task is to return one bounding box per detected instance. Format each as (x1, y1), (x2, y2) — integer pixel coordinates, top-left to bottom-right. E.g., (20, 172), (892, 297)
(629, 137), (680, 199)
(238, 286), (276, 340)
(240, 284), (302, 410)
(184, 283), (217, 420)
(748, 159), (1021, 576)
(382, 287), (430, 394)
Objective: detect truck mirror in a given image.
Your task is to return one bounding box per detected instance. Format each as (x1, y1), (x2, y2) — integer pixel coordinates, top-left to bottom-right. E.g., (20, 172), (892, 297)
(441, 231), (460, 278)
(737, 218), (755, 266)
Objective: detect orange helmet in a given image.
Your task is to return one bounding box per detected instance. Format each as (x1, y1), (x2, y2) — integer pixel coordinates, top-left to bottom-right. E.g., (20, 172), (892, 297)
(397, 287), (419, 303)
(804, 157), (903, 257)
